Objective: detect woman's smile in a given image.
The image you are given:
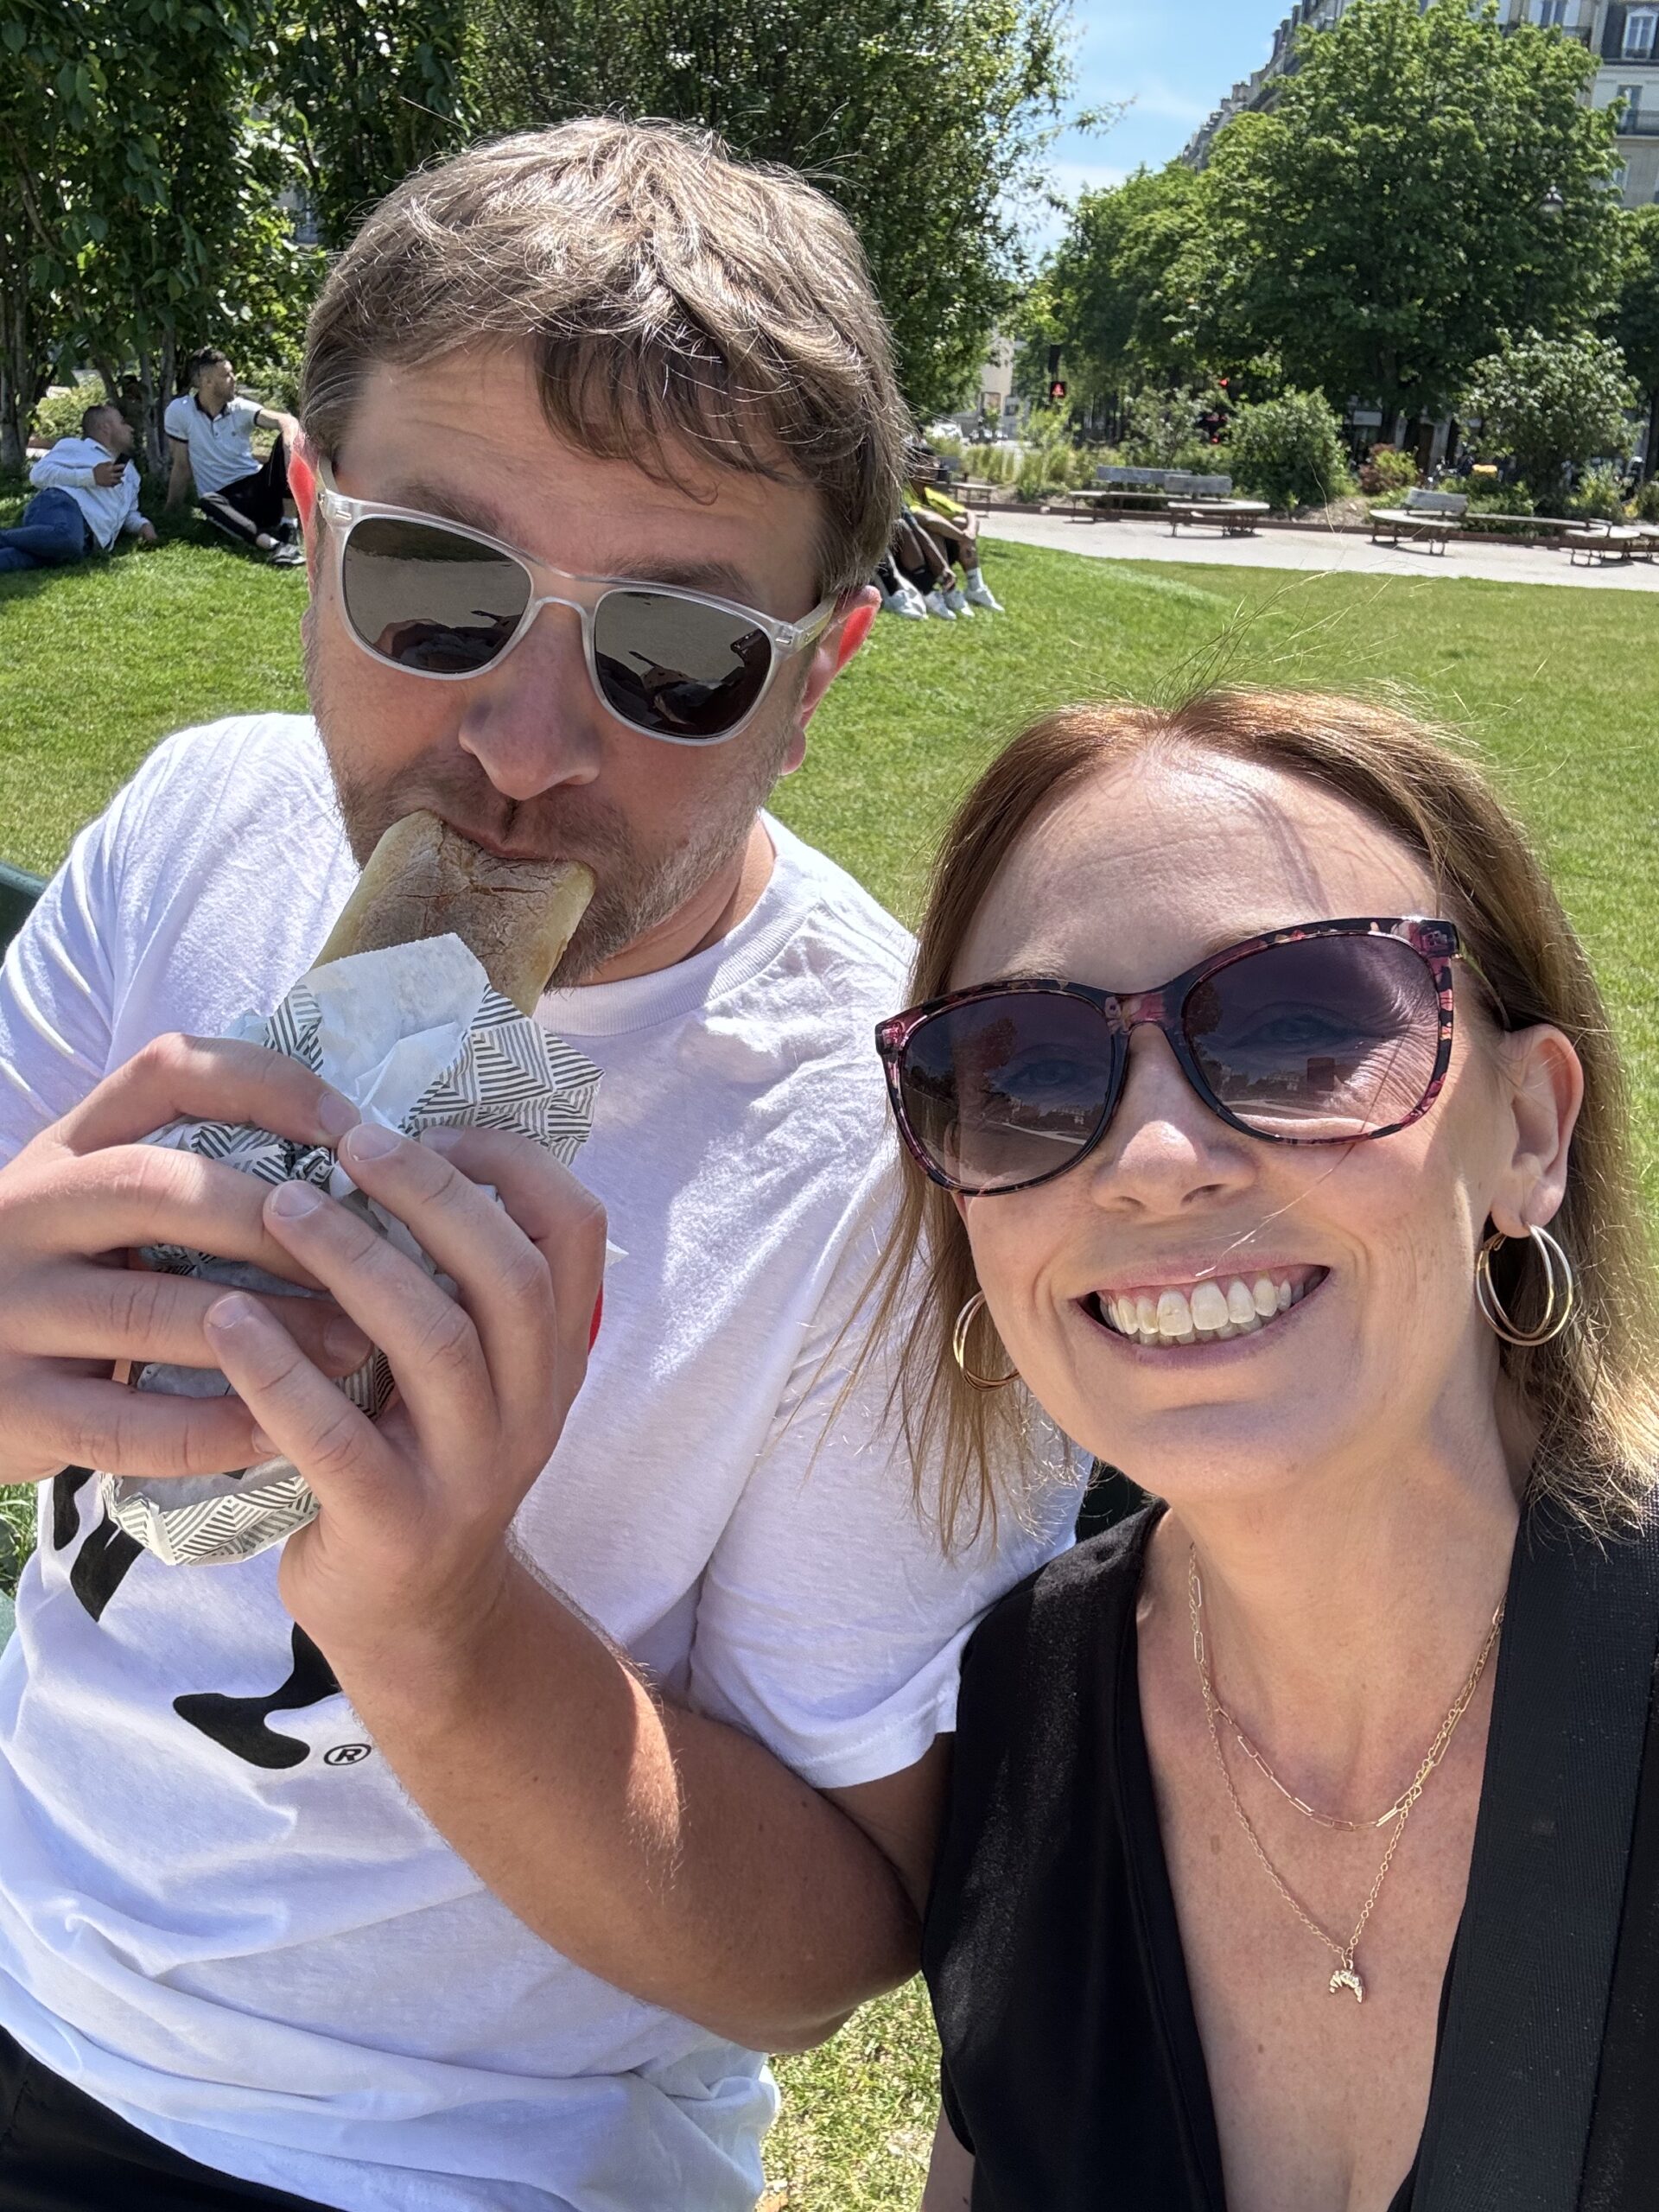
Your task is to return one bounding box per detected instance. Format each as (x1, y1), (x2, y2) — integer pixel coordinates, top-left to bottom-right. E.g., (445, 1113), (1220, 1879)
(1079, 1262), (1329, 1351)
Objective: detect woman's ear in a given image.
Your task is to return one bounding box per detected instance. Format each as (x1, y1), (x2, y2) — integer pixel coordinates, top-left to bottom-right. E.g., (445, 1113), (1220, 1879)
(1488, 1023), (1584, 1237)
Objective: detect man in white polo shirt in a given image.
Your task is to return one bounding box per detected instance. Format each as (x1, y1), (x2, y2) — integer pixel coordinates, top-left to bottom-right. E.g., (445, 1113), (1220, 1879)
(0, 404), (157, 573)
(164, 348), (303, 567)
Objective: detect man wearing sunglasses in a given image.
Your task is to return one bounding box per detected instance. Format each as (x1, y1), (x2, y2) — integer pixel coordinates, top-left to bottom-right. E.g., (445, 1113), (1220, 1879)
(0, 121), (1081, 2212)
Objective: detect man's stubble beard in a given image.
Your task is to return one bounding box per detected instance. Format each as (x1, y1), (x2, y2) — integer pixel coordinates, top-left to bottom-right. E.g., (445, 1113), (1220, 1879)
(307, 625), (798, 988)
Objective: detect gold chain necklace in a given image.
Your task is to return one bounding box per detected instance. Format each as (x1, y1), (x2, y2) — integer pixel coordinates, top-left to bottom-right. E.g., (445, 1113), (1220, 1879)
(1187, 1548), (1503, 2002)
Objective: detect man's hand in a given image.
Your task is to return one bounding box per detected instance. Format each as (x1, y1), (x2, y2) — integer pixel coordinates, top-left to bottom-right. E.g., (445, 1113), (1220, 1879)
(92, 459), (126, 489)
(0, 1034), (371, 1489)
(136, 523), (159, 550)
(200, 1121), (607, 1664)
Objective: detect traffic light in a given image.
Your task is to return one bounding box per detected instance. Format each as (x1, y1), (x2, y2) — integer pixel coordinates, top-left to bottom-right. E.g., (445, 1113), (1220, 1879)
(1049, 379), (1067, 403)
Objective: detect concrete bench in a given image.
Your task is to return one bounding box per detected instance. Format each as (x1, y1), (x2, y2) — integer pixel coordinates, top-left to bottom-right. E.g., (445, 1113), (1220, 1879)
(1564, 523), (1650, 566)
(953, 480), (997, 511)
(1370, 489), (1469, 554)
(1168, 499), (1269, 537)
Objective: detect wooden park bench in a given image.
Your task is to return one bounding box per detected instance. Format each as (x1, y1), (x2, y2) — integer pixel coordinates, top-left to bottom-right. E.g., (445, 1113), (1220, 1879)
(1369, 488), (1468, 553)
(1564, 522), (1650, 566)
(1168, 499), (1269, 537)
(0, 861), (44, 957)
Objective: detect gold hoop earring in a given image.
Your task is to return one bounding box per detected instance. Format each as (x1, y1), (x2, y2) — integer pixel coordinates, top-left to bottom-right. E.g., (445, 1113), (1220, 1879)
(1475, 1223), (1575, 1348)
(952, 1291), (1019, 1390)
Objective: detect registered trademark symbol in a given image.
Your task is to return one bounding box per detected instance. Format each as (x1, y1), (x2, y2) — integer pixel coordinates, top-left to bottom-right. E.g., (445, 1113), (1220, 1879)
(324, 1742), (372, 1767)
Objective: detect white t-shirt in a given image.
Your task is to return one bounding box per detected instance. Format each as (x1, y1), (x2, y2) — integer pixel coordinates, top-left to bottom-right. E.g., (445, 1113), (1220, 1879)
(0, 715), (1080, 2212)
(162, 391), (263, 498)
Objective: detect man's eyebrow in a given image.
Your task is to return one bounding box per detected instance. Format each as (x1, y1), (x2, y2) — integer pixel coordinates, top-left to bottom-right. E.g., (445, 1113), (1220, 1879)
(376, 482), (770, 607)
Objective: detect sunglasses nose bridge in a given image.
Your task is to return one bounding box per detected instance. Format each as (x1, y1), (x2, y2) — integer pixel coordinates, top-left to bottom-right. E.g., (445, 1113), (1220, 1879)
(1112, 986), (1172, 1035)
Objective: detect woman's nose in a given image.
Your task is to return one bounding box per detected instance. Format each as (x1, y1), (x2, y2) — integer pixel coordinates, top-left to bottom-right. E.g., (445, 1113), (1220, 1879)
(1084, 1027), (1255, 1211)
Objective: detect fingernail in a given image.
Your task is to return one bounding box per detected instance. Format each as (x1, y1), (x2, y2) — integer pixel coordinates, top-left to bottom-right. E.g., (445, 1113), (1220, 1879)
(343, 1122), (399, 1163)
(206, 1294), (258, 1333)
(316, 1092), (359, 1141)
(269, 1181), (323, 1219)
(325, 1319), (372, 1367)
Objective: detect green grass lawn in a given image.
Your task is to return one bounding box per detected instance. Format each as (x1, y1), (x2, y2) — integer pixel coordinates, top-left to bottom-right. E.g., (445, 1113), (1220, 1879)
(3, 492), (1658, 2208)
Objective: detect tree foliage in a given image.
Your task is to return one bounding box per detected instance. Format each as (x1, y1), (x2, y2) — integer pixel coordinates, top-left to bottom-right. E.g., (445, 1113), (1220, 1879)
(467, 0), (1075, 417)
(1016, 162), (1206, 404)
(1463, 330), (1637, 499)
(1191, 0), (1620, 426)
(1612, 206), (1659, 477)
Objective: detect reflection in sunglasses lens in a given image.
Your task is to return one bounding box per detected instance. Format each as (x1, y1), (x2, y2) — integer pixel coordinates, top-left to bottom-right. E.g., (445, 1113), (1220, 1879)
(342, 518), (531, 673)
(1187, 935), (1440, 1137)
(593, 591), (772, 739)
(901, 995), (1119, 1192)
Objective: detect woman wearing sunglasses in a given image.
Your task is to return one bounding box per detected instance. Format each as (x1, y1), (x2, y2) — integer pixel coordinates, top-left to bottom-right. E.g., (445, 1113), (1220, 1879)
(874, 690), (1659, 2212)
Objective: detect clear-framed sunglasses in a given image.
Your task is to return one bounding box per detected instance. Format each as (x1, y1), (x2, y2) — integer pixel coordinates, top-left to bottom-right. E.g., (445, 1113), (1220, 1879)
(314, 463), (840, 746)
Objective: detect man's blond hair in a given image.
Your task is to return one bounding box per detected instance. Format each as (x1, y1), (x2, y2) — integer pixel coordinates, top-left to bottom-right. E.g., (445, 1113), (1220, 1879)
(301, 118), (907, 593)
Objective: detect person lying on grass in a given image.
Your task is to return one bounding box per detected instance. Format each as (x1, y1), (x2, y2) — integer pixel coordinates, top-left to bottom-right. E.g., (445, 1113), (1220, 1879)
(884, 691), (1659, 2212)
(0, 120), (1082, 2212)
(0, 403), (157, 574)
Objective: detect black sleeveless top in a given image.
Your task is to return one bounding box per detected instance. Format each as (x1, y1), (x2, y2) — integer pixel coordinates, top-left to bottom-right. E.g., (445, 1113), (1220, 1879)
(922, 1505), (1659, 2212)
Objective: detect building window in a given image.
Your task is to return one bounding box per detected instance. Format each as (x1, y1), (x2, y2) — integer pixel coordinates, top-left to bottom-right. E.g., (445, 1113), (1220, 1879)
(1531, 0), (1567, 25)
(1624, 7), (1658, 59)
(1617, 82), (1643, 130)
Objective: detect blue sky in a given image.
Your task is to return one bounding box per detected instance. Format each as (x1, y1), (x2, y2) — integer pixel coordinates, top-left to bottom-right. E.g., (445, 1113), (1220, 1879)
(1033, 0), (1293, 236)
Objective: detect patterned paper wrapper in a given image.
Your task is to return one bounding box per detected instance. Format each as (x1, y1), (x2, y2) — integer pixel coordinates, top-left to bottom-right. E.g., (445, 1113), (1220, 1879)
(99, 934), (601, 1567)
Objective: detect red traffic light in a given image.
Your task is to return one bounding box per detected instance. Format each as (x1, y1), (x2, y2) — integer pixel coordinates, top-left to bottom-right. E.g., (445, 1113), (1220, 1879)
(1049, 380), (1067, 402)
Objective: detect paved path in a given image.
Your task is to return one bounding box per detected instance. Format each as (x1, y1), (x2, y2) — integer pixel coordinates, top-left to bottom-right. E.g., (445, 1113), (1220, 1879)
(980, 509), (1659, 592)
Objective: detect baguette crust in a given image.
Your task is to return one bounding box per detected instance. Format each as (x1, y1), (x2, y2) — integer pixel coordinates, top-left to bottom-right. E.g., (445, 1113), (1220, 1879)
(315, 812), (594, 1014)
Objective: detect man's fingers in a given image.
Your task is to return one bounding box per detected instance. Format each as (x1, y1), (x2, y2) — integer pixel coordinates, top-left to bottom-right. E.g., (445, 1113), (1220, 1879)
(50, 1033), (358, 1159)
(13, 1146), (331, 1287)
(254, 1175), (495, 1474)
(346, 1123), (605, 1410)
(9, 1263), (372, 1376)
(203, 1294), (398, 1521)
(2, 1374), (267, 1484)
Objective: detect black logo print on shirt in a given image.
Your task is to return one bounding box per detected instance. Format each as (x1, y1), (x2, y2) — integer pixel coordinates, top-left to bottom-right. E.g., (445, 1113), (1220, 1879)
(50, 1466), (346, 1769)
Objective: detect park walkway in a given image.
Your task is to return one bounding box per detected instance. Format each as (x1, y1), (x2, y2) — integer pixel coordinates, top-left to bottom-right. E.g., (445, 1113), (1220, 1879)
(982, 509), (1659, 592)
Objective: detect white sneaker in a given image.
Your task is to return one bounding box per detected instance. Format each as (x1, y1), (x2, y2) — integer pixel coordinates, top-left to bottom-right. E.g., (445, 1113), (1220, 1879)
(881, 583), (926, 618)
(944, 585), (975, 617)
(924, 589), (957, 620)
(962, 569), (1002, 612)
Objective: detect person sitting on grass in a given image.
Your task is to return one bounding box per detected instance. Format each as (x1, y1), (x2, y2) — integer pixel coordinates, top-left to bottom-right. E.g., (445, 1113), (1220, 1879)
(882, 511), (960, 620)
(0, 404), (157, 575)
(163, 348), (303, 566)
(903, 442), (1001, 614)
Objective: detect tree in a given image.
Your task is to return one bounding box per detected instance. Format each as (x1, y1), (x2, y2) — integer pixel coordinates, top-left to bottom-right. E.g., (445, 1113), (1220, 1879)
(257, 0), (472, 249)
(1017, 162), (1208, 407)
(468, 0), (1076, 417)
(0, 0), (320, 473)
(1612, 207), (1659, 481)
(1190, 0), (1622, 431)
(1462, 330), (1637, 501)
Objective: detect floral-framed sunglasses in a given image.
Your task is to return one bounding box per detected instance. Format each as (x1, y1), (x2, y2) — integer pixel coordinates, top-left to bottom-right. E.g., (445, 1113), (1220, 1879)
(875, 917), (1479, 1197)
(313, 462), (839, 746)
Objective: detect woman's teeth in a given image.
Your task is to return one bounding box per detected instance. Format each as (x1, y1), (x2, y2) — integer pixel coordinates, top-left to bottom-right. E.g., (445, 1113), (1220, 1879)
(1096, 1273), (1312, 1348)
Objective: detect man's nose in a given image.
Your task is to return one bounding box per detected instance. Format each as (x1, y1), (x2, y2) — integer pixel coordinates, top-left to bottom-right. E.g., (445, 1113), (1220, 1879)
(454, 602), (606, 803)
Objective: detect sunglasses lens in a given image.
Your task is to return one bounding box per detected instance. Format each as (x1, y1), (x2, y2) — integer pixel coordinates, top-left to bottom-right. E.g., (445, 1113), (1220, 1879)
(1185, 934), (1441, 1139)
(342, 518), (530, 674)
(593, 591), (773, 740)
(897, 994), (1120, 1192)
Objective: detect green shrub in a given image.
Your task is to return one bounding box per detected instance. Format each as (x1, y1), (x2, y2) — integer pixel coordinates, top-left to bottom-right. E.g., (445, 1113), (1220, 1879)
(1567, 465), (1629, 521)
(239, 357), (302, 415)
(1227, 389), (1352, 512)
(1358, 446), (1418, 494)
(972, 442), (1019, 485)
(1635, 476), (1659, 523)
(30, 383), (108, 447)
(1461, 483), (1538, 534)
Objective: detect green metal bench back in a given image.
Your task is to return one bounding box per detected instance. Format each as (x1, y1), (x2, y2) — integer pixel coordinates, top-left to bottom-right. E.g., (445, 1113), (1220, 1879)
(0, 861), (45, 957)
